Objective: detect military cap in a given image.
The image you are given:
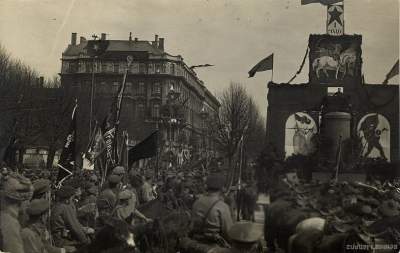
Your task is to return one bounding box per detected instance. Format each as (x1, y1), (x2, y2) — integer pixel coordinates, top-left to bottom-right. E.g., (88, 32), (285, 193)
(26, 199), (50, 216)
(33, 179), (51, 195)
(112, 166), (125, 175)
(118, 190), (132, 200)
(2, 172), (33, 201)
(206, 173), (225, 190)
(108, 174), (122, 184)
(56, 185), (76, 199)
(228, 222), (263, 243)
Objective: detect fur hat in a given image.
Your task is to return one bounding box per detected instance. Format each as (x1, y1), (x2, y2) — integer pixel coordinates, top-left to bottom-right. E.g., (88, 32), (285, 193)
(1, 172), (33, 201)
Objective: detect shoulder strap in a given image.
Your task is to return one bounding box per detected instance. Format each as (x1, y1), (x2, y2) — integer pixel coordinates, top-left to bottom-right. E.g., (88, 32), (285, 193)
(202, 198), (222, 227)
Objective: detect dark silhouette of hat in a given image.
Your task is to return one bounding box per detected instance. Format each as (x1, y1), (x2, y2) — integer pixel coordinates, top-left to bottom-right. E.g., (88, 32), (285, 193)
(206, 173), (225, 190)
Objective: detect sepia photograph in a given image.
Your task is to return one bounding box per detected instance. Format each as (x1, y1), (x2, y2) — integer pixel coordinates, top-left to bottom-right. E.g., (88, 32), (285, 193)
(0, 0), (398, 252)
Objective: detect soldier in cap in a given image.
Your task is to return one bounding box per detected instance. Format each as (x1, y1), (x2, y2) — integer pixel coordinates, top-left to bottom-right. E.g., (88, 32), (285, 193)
(190, 173), (234, 247)
(20, 178), (52, 228)
(113, 188), (152, 225)
(96, 174), (122, 228)
(0, 172), (33, 253)
(21, 199), (72, 253)
(140, 175), (155, 203)
(50, 185), (92, 247)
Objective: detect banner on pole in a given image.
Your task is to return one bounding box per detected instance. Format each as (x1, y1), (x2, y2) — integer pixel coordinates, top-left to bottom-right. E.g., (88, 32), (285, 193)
(327, 4), (344, 36)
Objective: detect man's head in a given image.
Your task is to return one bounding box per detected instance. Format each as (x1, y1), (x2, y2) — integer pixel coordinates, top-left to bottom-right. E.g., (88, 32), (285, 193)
(108, 174), (122, 188)
(205, 173), (225, 192)
(56, 185), (76, 202)
(112, 166), (126, 177)
(26, 198), (50, 223)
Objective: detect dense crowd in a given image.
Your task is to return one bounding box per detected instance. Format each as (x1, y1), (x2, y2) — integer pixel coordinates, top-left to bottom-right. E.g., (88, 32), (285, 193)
(0, 163), (263, 253)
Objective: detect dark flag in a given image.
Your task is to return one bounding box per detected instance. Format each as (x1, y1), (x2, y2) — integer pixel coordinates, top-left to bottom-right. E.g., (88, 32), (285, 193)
(383, 60), (399, 84)
(56, 102), (77, 188)
(248, 53), (273, 78)
(102, 56), (133, 168)
(128, 131), (158, 167)
(301, 0), (343, 5)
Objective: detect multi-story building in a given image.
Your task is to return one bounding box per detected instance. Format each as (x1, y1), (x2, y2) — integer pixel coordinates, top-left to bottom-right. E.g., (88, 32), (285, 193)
(60, 33), (220, 165)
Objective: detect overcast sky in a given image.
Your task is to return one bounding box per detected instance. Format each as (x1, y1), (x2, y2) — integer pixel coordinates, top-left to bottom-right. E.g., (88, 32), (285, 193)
(0, 0), (398, 118)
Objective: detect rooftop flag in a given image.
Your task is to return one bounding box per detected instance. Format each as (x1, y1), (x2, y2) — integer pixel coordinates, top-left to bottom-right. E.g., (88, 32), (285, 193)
(248, 53), (273, 78)
(301, 0), (343, 5)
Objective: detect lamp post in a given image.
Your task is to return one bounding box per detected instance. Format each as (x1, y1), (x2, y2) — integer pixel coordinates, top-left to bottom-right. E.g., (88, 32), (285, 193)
(162, 85), (180, 165)
(200, 104), (209, 162)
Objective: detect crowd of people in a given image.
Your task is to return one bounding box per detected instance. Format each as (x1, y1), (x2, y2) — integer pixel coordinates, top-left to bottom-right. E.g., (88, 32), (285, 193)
(0, 162), (263, 253)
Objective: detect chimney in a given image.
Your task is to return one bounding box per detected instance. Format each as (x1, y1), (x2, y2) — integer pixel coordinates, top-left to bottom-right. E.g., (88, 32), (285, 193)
(158, 38), (164, 50)
(152, 34), (159, 47)
(129, 32), (132, 41)
(101, 33), (106, 40)
(71, 33), (77, 45)
(80, 36), (86, 44)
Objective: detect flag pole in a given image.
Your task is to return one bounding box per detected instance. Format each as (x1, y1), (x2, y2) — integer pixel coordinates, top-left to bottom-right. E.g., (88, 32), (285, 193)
(125, 131), (129, 171)
(113, 55), (133, 164)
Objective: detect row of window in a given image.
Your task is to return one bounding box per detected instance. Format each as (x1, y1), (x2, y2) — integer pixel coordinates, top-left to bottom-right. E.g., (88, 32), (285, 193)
(63, 61), (178, 76)
(71, 80), (168, 96)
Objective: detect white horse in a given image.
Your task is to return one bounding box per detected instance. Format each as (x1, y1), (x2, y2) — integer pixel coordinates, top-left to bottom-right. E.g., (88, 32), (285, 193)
(312, 56), (342, 79)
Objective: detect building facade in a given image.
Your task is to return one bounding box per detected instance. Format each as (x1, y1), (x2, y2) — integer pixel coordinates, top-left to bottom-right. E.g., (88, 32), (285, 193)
(266, 34), (399, 170)
(60, 33), (220, 165)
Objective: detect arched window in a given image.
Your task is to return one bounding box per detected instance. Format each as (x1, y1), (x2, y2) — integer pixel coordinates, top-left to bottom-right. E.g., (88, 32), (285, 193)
(357, 113), (390, 161)
(152, 104), (160, 118)
(285, 112), (317, 157)
(136, 104), (145, 119)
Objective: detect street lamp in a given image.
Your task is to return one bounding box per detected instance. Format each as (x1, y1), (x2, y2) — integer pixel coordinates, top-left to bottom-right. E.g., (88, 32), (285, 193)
(200, 104), (209, 159)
